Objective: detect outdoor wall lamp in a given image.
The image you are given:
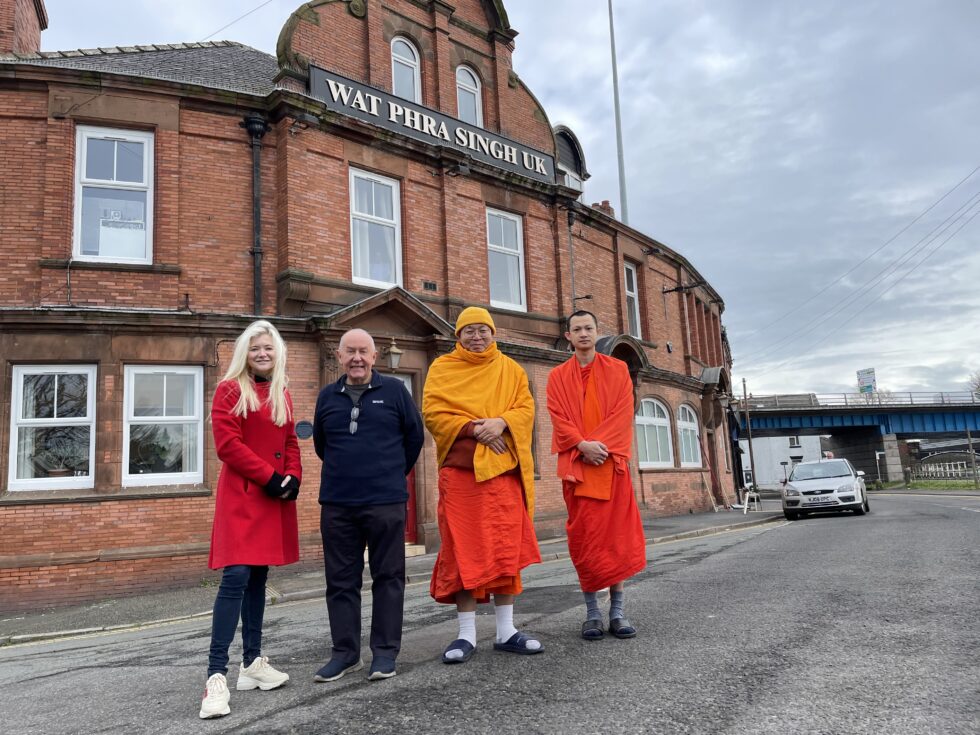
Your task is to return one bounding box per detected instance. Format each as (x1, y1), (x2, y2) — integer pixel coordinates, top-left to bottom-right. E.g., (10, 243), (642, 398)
(445, 161), (471, 177)
(385, 337), (404, 371)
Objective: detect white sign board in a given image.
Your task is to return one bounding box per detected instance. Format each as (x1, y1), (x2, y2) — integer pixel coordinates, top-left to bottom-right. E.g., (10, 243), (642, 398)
(857, 368), (876, 394)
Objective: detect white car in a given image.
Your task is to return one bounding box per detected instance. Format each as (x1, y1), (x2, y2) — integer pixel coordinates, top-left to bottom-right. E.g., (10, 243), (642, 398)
(781, 458), (869, 520)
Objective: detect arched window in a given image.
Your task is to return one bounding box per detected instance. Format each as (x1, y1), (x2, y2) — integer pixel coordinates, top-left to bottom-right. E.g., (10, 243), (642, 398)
(635, 398), (673, 468)
(678, 404), (702, 467)
(391, 37), (421, 103)
(455, 65), (482, 126)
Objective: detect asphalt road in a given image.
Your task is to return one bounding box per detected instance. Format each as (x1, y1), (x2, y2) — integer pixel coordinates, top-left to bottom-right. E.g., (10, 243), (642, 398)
(2, 494), (978, 734)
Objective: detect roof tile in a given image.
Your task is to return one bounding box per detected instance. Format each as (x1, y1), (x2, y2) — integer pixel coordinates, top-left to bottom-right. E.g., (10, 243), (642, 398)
(0, 42), (279, 97)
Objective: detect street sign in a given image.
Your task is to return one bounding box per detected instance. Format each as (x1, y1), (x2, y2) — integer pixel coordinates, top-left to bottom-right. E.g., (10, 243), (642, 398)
(857, 368), (876, 394)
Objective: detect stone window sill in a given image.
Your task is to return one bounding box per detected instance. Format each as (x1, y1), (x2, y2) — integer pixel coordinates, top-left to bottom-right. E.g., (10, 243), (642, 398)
(0, 484), (212, 506)
(39, 259), (181, 275)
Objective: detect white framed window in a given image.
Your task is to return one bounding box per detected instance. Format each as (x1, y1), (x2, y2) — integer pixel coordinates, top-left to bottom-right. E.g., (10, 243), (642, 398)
(73, 126), (153, 264)
(455, 65), (483, 126)
(123, 366), (204, 487)
(8, 365), (97, 491)
(624, 261), (642, 339)
(486, 208), (527, 312)
(678, 404), (702, 467)
(788, 435), (801, 448)
(636, 398), (673, 468)
(391, 36), (421, 103)
(558, 166), (585, 200)
(349, 168), (402, 288)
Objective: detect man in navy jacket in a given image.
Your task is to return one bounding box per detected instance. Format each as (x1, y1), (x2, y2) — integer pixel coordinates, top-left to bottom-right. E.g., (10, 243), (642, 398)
(311, 328), (424, 683)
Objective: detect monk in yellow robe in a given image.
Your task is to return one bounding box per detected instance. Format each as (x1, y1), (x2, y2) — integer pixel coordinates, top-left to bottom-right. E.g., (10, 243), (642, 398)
(546, 310), (647, 640)
(423, 306), (543, 663)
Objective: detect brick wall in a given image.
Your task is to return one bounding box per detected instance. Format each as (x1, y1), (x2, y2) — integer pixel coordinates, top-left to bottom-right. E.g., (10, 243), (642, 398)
(0, 0), (43, 55)
(0, 0), (735, 609)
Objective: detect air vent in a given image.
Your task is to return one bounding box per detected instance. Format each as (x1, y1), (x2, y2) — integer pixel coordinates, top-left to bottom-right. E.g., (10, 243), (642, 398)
(423, 280), (438, 292)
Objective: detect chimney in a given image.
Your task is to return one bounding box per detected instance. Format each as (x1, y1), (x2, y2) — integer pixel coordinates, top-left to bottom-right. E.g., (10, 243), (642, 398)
(591, 199), (616, 218)
(0, 0), (47, 55)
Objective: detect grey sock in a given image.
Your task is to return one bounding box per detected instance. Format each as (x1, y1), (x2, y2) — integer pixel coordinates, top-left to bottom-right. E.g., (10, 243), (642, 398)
(610, 589), (625, 620)
(583, 591), (601, 621)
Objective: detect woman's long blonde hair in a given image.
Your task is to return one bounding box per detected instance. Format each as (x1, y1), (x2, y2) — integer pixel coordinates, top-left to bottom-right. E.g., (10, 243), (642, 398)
(221, 320), (291, 427)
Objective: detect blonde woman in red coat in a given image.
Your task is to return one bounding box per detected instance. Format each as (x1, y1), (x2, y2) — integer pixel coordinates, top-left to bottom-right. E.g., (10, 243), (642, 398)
(199, 320), (302, 719)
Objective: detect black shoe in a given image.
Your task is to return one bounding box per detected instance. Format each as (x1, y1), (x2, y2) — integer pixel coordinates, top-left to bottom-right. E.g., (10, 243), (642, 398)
(581, 618), (604, 640)
(313, 658), (363, 682)
(609, 617), (636, 639)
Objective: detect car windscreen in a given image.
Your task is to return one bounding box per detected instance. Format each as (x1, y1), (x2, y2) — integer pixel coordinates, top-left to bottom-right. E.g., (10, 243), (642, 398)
(789, 460), (852, 481)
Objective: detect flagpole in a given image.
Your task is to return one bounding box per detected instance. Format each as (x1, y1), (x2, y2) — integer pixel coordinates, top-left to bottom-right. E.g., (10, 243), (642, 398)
(607, 0), (629, 225)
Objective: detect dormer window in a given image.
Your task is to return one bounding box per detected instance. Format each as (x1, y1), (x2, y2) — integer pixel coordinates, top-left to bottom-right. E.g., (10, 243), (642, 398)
(554, 126), (590, 202)
(455, 65), (483, 126)
(391, 37), (421, 103)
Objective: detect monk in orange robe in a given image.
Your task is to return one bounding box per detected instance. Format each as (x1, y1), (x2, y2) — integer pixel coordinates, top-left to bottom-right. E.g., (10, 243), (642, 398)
(423, 306), (543, 663)
(546, 310), (647, 640)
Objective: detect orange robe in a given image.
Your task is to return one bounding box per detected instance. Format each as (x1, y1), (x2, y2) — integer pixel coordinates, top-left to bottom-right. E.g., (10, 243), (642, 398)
(547, 353), (647, 592)
(423, 342), (541, 604)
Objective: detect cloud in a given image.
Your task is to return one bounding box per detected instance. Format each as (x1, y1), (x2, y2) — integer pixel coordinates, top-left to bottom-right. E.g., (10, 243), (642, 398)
(38, 0), (980, 394)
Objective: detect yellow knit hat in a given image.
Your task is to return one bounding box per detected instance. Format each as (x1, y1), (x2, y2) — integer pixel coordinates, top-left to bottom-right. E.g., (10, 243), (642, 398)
(454, 306), (496, 335)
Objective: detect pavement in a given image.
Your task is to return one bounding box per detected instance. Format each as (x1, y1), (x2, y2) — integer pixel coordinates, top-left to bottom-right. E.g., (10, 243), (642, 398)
(0, 500), (826, 645)
(5, 488), (977, 646)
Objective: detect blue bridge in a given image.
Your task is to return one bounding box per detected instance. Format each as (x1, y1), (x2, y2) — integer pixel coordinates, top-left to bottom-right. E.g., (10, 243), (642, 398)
(735, 392), (980, 482)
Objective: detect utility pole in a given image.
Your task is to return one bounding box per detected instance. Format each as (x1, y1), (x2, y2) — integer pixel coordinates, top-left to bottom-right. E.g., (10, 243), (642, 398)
(742, 378), (757, 495)
(607, 0), (629, 224)
(967, 426), (979, 490)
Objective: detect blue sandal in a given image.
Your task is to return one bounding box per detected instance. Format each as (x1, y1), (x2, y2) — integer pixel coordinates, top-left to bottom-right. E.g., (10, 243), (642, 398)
(581, 618), (604, 640)
(609, 617), (637, 639)
(493, 631), (544, 655)
(442, 638), (476, 664)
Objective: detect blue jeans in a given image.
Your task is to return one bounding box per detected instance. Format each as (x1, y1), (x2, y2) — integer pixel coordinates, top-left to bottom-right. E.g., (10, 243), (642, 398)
(207, 564), (268, 677)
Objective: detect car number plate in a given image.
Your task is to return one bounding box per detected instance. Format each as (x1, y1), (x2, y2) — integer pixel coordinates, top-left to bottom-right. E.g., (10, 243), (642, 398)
(806, 495), (833, 503)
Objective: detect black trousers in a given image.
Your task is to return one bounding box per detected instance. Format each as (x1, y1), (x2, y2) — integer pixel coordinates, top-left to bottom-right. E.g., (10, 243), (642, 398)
(320, 502), (406, 662)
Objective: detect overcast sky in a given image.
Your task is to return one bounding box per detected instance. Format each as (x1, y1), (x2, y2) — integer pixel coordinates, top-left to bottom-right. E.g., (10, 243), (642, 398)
(40, 1), (980, 396)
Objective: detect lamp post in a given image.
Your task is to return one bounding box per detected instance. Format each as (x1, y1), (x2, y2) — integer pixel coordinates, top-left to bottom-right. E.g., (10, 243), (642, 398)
(742, 378), (757, 496)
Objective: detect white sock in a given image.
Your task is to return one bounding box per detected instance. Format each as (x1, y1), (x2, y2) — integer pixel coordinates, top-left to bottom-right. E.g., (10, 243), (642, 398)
(444, 611), (477, 661)
(494, 604), (518, 643)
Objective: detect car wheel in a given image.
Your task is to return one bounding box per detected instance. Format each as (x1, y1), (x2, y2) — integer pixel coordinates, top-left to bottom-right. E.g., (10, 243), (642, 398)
(853, 493), (866, 516)
(863, 496), (870, 514)
(783, 510), (799, 521)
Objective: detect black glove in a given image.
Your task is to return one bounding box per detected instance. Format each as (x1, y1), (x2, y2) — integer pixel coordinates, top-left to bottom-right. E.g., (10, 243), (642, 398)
(264, 471), (300, 501)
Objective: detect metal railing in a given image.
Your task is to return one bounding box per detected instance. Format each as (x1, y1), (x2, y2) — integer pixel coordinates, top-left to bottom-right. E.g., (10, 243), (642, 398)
(736, 391), (980, 409)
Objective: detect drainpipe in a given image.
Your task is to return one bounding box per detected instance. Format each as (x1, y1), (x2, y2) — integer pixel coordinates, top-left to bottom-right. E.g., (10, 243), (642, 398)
(566, 208), (578, 311)
(241, 114), (270, 315)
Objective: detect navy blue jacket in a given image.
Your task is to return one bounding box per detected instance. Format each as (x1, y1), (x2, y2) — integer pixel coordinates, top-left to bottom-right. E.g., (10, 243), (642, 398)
(312, 371), (424, 505)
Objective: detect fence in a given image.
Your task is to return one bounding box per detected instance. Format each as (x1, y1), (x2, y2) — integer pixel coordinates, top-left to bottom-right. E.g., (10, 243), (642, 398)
(913, 462), (976, 480)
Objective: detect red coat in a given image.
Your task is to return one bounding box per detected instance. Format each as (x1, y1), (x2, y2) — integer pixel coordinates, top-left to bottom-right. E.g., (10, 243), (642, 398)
(208, 379), (302, 569)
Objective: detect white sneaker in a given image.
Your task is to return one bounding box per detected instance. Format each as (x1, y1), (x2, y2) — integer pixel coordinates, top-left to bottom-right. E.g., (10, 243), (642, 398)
(199, 673), (230, 719)
(236, 656), (289, 691)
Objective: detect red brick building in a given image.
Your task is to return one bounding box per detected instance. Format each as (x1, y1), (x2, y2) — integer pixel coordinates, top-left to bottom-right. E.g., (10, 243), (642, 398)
(0, 0), (736, 611)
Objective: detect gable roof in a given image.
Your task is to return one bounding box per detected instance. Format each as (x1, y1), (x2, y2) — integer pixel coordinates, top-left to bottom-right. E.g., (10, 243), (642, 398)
(0, 41), (278, 97)
(322, 286), (456, 338)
